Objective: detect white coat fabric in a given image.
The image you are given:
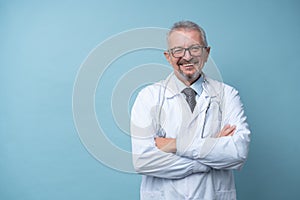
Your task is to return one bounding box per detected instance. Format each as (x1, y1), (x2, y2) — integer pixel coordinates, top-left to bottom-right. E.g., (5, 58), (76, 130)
(130, 73), (251, 200)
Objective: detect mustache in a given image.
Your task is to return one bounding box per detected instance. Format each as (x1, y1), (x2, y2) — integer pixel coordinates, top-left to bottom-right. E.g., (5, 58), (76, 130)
(177, 58), (199, 65)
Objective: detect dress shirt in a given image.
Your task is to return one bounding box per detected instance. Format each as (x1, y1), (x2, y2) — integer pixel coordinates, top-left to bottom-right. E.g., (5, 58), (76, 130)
(176, 74), (204, 103)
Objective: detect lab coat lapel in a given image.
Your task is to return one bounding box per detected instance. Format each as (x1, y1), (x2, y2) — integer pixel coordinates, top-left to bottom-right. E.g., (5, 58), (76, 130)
(163, 74), (181, 99)
(191, 91), (211, 121)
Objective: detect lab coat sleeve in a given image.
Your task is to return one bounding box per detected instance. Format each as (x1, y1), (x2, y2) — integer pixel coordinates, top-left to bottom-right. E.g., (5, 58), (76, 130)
(131, 87), (210, 179)
(176, 86), (251, 170)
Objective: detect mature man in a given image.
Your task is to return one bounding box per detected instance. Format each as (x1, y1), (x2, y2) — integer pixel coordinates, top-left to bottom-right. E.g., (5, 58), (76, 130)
(131, 21), (250, 200)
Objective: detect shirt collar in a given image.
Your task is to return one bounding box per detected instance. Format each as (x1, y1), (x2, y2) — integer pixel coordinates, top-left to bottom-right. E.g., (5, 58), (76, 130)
(165, 73), (204, 98)
(175, 74), (204, 96)
(190, 75), (204, 96)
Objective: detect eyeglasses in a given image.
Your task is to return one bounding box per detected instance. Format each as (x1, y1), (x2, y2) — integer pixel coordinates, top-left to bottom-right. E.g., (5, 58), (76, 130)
(168, 45), (207, 58)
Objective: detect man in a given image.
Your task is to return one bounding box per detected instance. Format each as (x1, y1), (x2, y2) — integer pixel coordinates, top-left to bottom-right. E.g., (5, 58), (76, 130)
(131, 21), (250, 200)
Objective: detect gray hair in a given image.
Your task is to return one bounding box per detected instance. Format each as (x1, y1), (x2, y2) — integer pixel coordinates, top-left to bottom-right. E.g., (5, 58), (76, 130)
(167, 20), (208, 46)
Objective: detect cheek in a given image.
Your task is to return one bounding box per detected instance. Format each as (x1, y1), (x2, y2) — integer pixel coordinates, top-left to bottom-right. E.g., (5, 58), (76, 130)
(170, 58), (179, 69)
(202, 52), (209, 62)
(196, 56), (207, 66)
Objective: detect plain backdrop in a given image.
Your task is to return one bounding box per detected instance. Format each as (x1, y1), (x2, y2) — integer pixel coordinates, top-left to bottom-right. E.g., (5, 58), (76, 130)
(1, 0), (300, 199)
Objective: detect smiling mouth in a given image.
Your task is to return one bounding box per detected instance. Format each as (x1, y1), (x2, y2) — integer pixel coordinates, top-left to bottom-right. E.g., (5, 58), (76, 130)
(179, 63), (195, 69)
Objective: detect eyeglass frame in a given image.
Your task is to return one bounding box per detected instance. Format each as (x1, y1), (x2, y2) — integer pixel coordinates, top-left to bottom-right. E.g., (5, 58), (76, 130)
(168, 45), (208, 58)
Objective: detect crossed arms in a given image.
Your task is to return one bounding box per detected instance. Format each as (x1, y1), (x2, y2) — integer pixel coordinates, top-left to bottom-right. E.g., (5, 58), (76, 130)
(155, 124), (236, 153)
(131, 86), (250, 179)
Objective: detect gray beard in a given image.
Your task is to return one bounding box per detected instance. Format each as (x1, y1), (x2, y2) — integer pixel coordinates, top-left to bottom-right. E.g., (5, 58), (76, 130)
(177, 67), (201, 82)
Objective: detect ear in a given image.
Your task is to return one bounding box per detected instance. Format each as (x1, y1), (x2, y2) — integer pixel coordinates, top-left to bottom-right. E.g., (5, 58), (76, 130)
(164, 51), (172, 64)
(205, 46), (211, 55)
(204, 46), (211, 62)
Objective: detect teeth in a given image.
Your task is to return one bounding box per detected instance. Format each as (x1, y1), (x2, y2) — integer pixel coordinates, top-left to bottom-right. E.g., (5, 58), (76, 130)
(182, 63), (193, 67)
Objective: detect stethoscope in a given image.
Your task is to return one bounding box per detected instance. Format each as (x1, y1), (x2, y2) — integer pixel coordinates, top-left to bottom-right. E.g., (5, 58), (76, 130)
(155, 72), (215, 139)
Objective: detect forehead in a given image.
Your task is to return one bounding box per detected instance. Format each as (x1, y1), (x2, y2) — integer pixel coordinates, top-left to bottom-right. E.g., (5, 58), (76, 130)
(168, 29), (204, 48)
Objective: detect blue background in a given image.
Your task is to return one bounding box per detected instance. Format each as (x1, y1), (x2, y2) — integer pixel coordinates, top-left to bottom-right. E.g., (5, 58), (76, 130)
(1, 0), (300, 199)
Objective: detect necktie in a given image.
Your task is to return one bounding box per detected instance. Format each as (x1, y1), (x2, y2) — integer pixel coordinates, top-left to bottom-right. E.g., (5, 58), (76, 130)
(182, 88), (197, 112)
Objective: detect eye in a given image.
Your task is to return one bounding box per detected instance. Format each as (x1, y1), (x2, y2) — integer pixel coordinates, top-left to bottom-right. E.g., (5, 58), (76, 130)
(190, 46), (201, 52)
(172, 48), (184, 54)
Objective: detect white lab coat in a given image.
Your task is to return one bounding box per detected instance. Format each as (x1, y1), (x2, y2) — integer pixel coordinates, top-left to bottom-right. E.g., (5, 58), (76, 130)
(131, 73), (251, 200)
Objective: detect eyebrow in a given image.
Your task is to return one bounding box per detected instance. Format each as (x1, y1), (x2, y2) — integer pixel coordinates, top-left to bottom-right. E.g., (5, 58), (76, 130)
(170, 44), (201, 49)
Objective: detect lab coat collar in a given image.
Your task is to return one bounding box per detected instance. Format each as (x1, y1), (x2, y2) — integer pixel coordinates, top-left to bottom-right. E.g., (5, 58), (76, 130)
(202, 74), (223, 98)
(164, 73), (205, 99)
(160, 72), (223, 121)
(163, 73), (182, 99)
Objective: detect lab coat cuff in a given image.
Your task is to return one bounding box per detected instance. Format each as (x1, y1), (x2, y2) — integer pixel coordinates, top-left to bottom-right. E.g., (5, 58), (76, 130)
(176, 137), (201, 159)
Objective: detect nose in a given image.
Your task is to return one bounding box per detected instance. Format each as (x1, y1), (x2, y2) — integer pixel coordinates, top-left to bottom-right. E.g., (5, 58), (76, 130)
(182, 49), (192, 60)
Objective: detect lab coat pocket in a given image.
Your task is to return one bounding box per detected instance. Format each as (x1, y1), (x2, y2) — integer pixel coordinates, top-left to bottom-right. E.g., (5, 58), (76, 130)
(215, 190), (236, 200)
(212, 170), (236, 199)
(202, 100), (222, 138)
(141, 191), (164, 200)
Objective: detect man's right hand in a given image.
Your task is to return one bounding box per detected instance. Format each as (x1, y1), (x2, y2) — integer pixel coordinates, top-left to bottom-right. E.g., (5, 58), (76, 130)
(155, 137), (177, 153)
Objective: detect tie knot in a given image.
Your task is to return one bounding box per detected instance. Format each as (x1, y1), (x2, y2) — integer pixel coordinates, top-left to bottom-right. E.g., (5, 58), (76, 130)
(182, 87), (196, 97)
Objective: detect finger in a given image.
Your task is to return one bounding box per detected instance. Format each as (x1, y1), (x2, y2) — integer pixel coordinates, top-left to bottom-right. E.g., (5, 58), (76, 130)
(226, 125), (236, 135)
(228, 127), (236, 136)
(218, 125), (236, 137)
(223, 125), (235, 135)
(222, 124), (231, 131)
(218, 124), (230, 137)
